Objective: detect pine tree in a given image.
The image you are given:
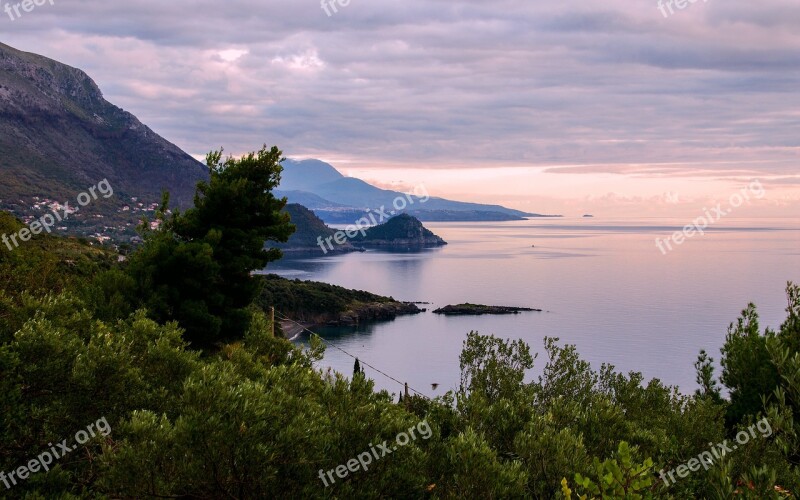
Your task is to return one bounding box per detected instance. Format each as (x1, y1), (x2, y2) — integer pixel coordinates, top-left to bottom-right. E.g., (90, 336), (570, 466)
(125, 145), (295, 346)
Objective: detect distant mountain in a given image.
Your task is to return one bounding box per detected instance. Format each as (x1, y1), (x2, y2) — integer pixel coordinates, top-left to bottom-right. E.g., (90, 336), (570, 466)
(352, 213), (446, 248)
(405, 210), (539, 222)
(278, 158), (555, 222)
(272, 203), (363, 254)
(280, 159), (344, 192)
(0, 42), (207, 226)
(310, 208), (528, 223)
(273, 190), (348, 210)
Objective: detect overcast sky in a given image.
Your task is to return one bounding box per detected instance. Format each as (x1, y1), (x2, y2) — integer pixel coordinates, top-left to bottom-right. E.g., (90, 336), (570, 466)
(2, 0), (799, 215)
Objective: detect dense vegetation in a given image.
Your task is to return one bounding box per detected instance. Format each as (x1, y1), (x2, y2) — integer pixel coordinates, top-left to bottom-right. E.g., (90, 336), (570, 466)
(258, 274), (397, 317)
(271, 203), (362, 253)
(108, 146), (294, 347)
(2, 146), (800, 498)
(274, 203), (339, 249)
(256, 274), (422, 329)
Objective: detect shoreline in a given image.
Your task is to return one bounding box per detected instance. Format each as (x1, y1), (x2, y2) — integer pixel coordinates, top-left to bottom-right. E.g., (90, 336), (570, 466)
(280, 320), (311, 341)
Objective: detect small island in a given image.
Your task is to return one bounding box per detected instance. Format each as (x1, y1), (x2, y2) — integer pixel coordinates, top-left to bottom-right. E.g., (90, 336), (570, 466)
(353, 213), (447, 248)
(433, 303), (542, 315)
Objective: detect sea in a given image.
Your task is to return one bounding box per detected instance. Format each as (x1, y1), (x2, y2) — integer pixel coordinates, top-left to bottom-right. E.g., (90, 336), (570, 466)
(267, 217), (800, 399)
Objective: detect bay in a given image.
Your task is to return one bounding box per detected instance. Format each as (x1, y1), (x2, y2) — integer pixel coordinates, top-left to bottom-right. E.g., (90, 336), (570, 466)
(268, 217), (800, 398)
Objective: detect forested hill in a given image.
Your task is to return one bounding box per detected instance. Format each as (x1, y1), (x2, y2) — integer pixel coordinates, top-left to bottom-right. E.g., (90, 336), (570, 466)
(272, 203), (363, 253)
(353, 213), (447, 247)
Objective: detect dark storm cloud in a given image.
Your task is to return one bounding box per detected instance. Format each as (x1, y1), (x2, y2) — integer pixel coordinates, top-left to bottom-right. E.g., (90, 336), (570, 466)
(1, 0), (798, 178)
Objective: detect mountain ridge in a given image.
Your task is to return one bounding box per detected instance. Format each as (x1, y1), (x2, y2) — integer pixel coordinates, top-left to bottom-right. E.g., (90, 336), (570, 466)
(0, 42), (207, 214)
(278, 158), (558, 221)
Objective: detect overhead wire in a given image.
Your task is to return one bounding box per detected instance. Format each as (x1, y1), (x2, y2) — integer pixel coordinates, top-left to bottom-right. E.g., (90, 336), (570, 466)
(275, 311), (431, 400)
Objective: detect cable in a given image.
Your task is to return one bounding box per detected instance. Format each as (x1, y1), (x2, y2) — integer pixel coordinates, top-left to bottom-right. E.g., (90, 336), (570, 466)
(275, 311), (431, 400)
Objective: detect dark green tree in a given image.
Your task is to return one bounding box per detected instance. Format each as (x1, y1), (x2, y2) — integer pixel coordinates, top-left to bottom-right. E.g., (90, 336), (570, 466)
(694, 349), (723, 403)
(126, 145), (295, 346)
(720, 304), (780, 428)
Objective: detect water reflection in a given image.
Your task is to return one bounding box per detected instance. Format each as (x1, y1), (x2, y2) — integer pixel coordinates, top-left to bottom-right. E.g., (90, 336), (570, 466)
(263, 218), (800, 397)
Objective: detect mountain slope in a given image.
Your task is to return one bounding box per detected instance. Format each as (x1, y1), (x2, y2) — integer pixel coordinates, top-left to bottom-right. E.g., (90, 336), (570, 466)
(0, 42), (207, 211)
(279, 159), (344, 192)
(273, 190), (348, 210)
(271, 203), (363, 254)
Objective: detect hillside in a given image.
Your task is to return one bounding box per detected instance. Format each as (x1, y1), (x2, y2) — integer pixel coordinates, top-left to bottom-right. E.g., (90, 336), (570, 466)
(256, 274), (422, 328)
(273, 190), (349, 210)
(352, 213), (446, 248)
(0, 210), (118, 303)
(272, 203), (364, 254)
(0, 42), (207, 240)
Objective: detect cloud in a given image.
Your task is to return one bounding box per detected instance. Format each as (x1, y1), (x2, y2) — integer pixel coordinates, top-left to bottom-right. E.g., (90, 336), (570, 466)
(0, 0), (798, 187)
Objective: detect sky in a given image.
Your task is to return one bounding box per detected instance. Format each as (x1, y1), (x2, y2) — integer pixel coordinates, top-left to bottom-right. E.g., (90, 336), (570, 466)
(2, 0), (799, 216)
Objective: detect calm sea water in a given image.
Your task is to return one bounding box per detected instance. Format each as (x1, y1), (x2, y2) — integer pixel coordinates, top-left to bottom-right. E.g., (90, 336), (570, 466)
(268, 217), (800, 398)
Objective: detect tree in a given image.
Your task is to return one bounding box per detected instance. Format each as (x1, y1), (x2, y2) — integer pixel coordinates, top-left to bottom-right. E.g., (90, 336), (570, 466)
(458, 331), (535, 404)
(695, 350), (723, 403)
(353, 358), (363, 377)
(720, 304), (780, 427)
(565, 442), (655, 500)
(125, 145), (295, 346)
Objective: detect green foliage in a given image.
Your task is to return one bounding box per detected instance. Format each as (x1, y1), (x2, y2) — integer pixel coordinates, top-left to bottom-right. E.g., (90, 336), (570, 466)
(436, 427), (528, 498)
(569, 442), (655, 500)
(704, 458), (791, 499)
(756, 283), (800, 491)
(695, 349), (723, 403)
(514, 414), (590, 498)
(459, 331), (535, 403)
(124, 145), (295, 346)
(703, 283), (800, 495)
(272, 203), (340, 249)
(720, 303), (780, 426)
(4, 211), (800, 498)
(257, 273), (398, 321)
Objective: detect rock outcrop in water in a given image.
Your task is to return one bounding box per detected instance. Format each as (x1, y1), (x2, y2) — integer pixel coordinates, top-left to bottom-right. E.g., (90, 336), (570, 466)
(352, 213), (446, 248)
(433, 303), (542, 315)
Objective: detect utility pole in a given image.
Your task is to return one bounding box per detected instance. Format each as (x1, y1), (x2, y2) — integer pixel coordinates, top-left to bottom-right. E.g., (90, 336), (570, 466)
(270, 306), (275, 337)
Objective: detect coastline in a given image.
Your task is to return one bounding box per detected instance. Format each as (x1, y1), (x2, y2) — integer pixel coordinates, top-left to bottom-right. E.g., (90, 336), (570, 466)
(280, 319), (311, 341)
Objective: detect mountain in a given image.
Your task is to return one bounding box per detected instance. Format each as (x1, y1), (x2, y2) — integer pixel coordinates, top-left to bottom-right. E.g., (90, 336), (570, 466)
(273, 190), (348, 210)
(272, 203), (363, 254)
(0, 42), (207, 230)
(280, 159), (344, 191)
(278, 159), (556, 222)
(0, 41), (552, 244)
(305, 207), (528, 224)
(401, 210), (531, 222)
(352, 213), (447, 248)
